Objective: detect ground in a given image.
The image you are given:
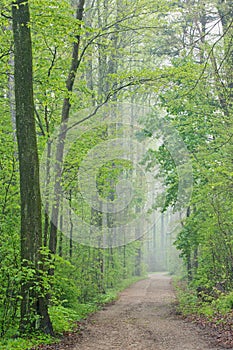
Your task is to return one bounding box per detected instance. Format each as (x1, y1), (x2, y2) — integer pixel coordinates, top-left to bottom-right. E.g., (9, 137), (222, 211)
(70, 273), (223, 350)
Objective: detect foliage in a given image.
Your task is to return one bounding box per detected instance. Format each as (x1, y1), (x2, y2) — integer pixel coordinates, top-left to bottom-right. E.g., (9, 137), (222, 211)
(48, 305), (93, 334)
(1, 0), (233, 345)
(0, 334), (54, 350)
(175, 277), (233, 320)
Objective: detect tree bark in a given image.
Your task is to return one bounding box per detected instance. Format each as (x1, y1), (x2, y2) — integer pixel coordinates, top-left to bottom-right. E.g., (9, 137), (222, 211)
(12, 0), (53, 335)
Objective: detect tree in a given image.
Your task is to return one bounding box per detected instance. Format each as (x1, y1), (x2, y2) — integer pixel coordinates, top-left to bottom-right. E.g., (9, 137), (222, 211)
(140, 0), (233, 290)
(48, 0), (85, 256)
(12, 0), (53, 334)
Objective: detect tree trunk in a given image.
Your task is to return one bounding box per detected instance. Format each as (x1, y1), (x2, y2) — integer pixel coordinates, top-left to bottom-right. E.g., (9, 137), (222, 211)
(49, 0), (85, 256)
(12, 0), (53, 335)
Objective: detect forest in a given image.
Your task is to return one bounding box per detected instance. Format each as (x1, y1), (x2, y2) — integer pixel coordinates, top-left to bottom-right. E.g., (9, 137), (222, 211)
(0, 0), (233, 349)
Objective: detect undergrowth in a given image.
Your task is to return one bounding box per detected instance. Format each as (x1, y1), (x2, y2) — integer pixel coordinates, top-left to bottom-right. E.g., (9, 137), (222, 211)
(173, 277), (233, 319)
(0, 275), (145, 350)
(173, 277), (233, 348)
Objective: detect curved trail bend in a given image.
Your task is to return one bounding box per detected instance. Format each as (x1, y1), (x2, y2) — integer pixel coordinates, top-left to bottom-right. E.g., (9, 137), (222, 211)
(74, 273), (222, 350)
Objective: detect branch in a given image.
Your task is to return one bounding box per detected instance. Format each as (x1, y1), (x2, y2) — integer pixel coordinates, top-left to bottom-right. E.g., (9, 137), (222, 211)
(77, 9), (163, 68)
(0, 49), (12, 60)
(1, 11), (12, 20)
(2, 157), (16, 216)
(43, 38), (58, 78)
(61, 75), (166, 136)
(182, 18), (233, 97)
(34, 107), (45, 136)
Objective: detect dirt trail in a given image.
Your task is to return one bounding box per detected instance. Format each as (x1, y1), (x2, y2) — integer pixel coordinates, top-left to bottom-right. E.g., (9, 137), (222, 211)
(73, 273), (223, 350)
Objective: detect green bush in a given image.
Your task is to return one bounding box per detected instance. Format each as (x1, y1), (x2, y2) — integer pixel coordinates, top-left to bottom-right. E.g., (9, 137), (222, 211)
(49, 303), (98, 334)
(175, 287), (198, 315)
(0, 334), (54, 350)
(174, 277), (233, 320)
(53, 257), (81, 308)
(212, 292), (233, 314)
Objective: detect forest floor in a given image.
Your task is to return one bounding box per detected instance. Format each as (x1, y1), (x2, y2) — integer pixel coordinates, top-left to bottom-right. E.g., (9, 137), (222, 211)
(37, 273), (228, 350)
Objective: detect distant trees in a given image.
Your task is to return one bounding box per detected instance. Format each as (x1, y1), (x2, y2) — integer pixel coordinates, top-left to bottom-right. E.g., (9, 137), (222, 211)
(1, 0), (157, 337)
(143, 0), (233, 289)
(1, 0), (233, 340)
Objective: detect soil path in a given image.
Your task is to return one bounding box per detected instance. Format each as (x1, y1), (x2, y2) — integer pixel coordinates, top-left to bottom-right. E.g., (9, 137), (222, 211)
(73, 273), (223, 350)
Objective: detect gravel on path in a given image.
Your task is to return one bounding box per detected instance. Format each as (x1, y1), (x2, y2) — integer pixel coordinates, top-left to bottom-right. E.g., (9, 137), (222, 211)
(72, 273), (223, 350)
